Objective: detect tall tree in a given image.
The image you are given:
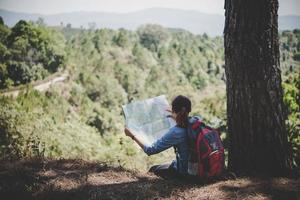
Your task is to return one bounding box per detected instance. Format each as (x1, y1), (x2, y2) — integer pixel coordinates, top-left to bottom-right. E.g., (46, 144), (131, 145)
(224, 0), (292, 175)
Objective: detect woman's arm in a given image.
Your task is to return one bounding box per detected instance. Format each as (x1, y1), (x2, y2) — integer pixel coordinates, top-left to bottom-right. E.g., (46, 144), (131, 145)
(124, 127), (145, 149)
(143, 128), (180, 155)
(125, 126), (183, 156)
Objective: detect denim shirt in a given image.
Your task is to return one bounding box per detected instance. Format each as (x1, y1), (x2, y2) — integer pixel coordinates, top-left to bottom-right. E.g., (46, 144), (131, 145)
(143, 126), (189, 174)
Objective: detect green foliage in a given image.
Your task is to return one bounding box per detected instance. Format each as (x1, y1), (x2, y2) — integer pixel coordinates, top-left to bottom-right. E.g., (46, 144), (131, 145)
(293, 53), (300, 61)
(0, 90), (102, 159)
(137, 24), (170, 52)
(113, 28), (131, 48)
(280, 30), (300, 169)
(1, 20), (299, 171)
(283, 71), (300, 169)
(280, 29), (300, 76)
(0, 19), (66, 89)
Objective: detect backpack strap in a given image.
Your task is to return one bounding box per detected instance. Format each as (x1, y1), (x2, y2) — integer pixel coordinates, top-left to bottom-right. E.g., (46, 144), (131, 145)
(173, 146), (180, 170)
(195, 128), (205, 177)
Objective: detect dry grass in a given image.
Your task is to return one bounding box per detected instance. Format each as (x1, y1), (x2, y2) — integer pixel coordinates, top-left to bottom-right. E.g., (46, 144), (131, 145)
(0, 159), (299, 200)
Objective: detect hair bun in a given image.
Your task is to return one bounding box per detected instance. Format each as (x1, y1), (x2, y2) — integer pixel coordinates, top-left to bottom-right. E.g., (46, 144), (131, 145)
(171, 95), (191, 113)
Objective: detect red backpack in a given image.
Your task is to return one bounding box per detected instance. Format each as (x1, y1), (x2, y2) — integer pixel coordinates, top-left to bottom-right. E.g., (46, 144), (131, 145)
(187, 116), (225, 178)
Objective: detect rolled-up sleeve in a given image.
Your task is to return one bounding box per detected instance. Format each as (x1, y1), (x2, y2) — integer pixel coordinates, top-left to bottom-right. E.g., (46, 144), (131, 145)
(143, 127), (182, 156)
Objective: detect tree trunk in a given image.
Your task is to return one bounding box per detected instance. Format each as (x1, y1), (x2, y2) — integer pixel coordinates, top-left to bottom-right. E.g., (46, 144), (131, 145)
(224, 0), (292, 175)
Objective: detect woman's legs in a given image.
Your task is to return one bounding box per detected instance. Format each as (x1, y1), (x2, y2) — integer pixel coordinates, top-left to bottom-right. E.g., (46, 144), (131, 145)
(149, 164), (203, 183)
(148, 164), (178, 179)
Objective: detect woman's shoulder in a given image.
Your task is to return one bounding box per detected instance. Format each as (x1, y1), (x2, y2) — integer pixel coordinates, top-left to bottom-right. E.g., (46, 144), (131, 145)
(169, 125), (187, 134)
(166, 126), (187, 140)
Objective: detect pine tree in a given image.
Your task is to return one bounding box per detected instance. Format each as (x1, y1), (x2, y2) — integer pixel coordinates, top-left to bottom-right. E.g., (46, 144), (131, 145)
(224, 0), (292, 175)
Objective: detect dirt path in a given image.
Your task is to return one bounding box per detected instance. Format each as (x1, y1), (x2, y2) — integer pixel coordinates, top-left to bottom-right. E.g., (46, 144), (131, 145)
(0, 159), (299, 200)
(0, 72), (69, 98)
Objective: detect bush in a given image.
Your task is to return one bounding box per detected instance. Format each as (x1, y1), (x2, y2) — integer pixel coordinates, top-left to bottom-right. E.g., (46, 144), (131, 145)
(283, 72), (300, 169)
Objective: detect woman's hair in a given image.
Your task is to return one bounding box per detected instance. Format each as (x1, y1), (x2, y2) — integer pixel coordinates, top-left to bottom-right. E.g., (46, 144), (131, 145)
(171, 95), (191, 128)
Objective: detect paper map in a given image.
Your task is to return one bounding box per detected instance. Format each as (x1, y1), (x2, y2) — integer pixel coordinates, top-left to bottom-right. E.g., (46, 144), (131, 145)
(122, 95), (176, 146)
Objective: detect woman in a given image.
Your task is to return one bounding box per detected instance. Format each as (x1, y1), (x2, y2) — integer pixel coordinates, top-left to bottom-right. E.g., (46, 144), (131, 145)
(124, 95), (191, 179)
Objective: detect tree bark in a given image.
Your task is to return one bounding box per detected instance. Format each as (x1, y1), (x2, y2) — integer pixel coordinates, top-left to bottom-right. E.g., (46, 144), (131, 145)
(224, 0), (292, 175)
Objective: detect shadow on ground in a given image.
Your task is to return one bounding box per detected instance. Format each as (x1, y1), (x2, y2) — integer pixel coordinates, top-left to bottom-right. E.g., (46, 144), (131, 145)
(0, 159), (192, 200)
(220, 177), (300, 200)
(0, 159), (299, 200)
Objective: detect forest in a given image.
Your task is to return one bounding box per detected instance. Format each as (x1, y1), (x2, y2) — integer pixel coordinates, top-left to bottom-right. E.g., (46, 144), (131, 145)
(0, 17), (299, 172)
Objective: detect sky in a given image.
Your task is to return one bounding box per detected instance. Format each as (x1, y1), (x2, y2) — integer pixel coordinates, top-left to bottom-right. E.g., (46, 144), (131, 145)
(0, 0), (299, 15)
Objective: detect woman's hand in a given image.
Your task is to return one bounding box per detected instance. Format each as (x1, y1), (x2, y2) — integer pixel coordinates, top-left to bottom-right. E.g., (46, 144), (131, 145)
(124, 127), (145, 150)
(124, 127), (134, 139)
(166, 108), (176, 120)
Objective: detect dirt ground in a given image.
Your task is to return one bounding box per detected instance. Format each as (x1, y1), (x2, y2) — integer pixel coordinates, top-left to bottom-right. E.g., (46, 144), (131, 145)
(0, 159), (299, 200)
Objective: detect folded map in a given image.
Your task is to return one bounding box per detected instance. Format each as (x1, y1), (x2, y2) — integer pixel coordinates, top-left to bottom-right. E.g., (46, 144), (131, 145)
(122, 95), (176, 146)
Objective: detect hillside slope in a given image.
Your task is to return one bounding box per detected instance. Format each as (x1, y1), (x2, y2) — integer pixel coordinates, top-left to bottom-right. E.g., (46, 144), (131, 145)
(0, 159), (299, 200)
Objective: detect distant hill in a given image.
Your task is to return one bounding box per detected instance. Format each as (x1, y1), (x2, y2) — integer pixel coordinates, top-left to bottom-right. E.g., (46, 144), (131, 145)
(1, 7), (300, 36)
(279, 15), (300, 31)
